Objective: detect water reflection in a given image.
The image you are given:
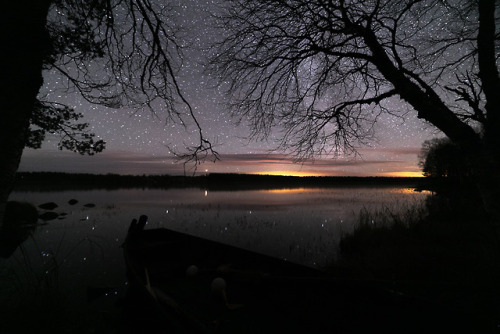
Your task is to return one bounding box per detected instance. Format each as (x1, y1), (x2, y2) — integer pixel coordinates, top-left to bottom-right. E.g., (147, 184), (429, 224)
(8, 187), (430, 267)
(3, 186), (430, 332)
(389, 187), (434, 195)
(260, 188), (312, 194)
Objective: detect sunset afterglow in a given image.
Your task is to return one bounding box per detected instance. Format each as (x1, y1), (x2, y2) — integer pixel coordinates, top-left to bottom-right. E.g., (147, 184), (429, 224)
(19, 149), (426, 177)
(380, 172), (424, 177)
(250, 171), (325, 177)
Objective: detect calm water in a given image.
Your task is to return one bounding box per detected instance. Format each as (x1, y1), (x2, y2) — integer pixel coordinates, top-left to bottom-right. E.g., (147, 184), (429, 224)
(2, 186), (429, 331)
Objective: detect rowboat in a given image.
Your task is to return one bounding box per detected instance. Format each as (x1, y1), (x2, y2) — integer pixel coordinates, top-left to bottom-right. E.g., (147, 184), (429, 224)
(122, 215), (486, 333)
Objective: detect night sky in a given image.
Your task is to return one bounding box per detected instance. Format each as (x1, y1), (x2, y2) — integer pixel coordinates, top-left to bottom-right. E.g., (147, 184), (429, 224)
(19, 0), (436, 177)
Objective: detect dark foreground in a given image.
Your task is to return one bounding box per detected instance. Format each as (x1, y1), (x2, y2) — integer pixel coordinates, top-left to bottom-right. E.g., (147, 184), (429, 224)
(122, 216), (494, 334)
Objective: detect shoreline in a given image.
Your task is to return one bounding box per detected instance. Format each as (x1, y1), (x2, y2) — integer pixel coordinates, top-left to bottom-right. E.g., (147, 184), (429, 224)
(13, 171), (431, 192)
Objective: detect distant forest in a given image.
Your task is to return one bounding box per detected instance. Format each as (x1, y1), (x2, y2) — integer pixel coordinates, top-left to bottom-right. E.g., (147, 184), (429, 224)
(13, 172), (432, 192)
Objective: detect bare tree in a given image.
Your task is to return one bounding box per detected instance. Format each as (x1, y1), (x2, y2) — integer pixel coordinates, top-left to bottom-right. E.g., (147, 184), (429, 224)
(210, 0), (500, 226)
(0, 0), (217, 225)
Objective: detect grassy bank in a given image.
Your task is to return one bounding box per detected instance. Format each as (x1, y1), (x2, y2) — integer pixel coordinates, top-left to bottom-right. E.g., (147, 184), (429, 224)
(333, 187), (500, 331)
(337, 188), (499, 282)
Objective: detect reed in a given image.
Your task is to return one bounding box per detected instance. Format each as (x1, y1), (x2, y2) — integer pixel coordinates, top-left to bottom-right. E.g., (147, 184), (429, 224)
(0, 233), (113, 333)
(337, 192), (500, 284)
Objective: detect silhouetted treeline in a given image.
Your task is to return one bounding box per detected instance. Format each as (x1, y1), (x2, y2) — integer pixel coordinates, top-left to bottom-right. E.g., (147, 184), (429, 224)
(12, 172), (433, 192)
(14, 172), (192, 191)
(201, 173), (430, 191)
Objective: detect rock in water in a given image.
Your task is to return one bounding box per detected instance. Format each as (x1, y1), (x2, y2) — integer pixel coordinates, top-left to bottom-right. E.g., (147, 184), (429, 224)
(3, 201), (38, 228)
(1, 202), (38, 258)
(38, 202), (58, 210)
(68, 199), (78, 205)
(39, 212), (59, 221)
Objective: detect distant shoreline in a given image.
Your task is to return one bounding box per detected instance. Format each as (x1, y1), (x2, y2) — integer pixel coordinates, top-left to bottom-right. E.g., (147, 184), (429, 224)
(13, 172), (433, 192)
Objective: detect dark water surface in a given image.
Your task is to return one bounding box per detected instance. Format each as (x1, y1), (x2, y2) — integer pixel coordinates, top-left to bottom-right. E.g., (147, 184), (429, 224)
(1, 187), (429, 332)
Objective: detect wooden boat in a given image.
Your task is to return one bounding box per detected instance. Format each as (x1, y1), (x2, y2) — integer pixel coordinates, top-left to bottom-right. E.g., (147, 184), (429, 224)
(122, 215), (486, 333)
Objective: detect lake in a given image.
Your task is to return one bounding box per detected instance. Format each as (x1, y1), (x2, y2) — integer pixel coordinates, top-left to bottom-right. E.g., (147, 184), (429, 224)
(1, 186), (430, 332)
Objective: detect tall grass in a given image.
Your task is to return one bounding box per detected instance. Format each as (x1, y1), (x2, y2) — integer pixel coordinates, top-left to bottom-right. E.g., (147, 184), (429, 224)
(337, 192), (500, 284)
(0, 233), (114, 333)
(0, 236), (65, 333)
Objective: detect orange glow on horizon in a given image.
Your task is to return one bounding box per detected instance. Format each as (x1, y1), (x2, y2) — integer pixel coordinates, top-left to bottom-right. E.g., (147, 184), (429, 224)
(381, 172), (424, 177)
(249, 170), (424, 177)
(249, 171), (325, 177)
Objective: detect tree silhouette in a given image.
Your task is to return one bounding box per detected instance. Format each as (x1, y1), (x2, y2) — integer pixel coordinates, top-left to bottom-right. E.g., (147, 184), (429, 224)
(27, 101), (105, 155)
(211, 0), (500, 227)
(0, 1), (217, 224)
(418, 138), (471, 179)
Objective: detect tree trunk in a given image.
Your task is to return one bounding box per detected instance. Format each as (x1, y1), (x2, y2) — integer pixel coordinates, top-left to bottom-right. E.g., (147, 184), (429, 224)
(474, 0), (500, 236)
(362, 5), (500, 239)
(474, 147), (500, 234)
(0, 2), (51, 226)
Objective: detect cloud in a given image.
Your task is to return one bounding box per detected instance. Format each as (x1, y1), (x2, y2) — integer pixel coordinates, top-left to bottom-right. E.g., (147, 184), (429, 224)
(19, 147), (422, 176)
(358, 147), (422, 156)
(208, 153), (406, 168)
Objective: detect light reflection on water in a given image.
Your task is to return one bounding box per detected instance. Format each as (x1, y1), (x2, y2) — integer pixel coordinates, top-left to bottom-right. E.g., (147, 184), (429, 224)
(8, 187), (430, 267)
(389, 188), (434, 195)
(3, 187), (430, 318)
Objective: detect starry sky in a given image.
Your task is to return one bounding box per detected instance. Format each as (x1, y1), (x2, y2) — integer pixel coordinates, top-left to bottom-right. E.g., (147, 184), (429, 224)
(18, 0), (438, 177)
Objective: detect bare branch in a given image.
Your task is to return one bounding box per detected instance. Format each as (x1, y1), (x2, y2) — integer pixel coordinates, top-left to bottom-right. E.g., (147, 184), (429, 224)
(45, 0), (216, 163)
(445, 72), (486, 124)
(210, 0), (482, 158)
